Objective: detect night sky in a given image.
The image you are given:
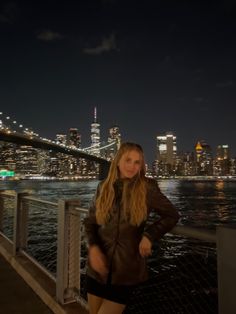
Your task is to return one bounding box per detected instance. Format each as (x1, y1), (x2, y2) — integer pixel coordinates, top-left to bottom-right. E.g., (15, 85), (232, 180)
(1, 0), (236, 165)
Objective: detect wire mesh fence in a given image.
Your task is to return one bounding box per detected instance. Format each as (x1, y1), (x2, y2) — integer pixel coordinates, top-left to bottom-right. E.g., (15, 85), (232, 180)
(125, 236), (217, 314)
(0, 193), (14, 240)
(75, 214), (217, 313)
(22, 197), (58, 274)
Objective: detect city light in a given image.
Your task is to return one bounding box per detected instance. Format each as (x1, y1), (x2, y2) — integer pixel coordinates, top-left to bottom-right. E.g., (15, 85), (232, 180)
(0, 111), (235, 180)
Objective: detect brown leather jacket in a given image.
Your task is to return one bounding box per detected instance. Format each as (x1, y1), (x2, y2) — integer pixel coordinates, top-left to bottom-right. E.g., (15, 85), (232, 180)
(84, 177), (180, 285)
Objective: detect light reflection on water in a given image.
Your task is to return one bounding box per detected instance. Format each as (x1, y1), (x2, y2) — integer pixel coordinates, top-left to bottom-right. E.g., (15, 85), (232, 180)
(144, 178), (236, 227)
(1, 179), (235, 275)
(0, 179), (98, 207)
(1, 178), (236, 227)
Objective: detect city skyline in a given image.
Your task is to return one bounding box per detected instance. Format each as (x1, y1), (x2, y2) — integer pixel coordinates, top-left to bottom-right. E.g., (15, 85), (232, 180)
(0, 0), (236, 164)
(0, 108), (235, 166)
(0, 109), (234, 178)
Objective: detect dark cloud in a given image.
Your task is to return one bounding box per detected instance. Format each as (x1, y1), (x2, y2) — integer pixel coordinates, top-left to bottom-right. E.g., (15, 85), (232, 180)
(0, 1), (19, 24)
(36, 30), (64, 41)
(83, 33), (118, 55)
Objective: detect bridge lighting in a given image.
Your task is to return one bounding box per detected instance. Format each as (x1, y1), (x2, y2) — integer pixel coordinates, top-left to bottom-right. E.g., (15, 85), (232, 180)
(19, 124), (23, 128)
(6, 116), (10, 119)
(13, 121), (17, 124)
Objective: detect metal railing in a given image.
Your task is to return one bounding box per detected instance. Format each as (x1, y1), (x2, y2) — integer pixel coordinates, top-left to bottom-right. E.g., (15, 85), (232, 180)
(0, 190), (236, 314)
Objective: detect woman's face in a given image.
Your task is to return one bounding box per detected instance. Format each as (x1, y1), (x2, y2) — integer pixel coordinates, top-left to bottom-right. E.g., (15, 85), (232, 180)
(118, 150), (142, 179)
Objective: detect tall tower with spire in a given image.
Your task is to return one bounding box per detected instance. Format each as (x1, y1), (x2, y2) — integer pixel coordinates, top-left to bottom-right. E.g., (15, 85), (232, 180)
(90, 106), (100, 156)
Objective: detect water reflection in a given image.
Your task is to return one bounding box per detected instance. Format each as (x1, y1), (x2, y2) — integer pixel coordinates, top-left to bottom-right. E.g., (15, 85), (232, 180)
(215, 180), (224, 190)
(1, 179), (236, 227)
(167, 179), (236, 228)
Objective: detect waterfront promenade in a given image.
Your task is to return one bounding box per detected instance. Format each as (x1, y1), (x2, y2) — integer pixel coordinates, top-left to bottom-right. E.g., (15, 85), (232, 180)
(0, 254), (53, 314)
(0, 233), (88, 314)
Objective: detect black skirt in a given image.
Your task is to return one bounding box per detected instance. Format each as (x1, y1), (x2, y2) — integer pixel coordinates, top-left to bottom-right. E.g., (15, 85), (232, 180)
(86, 275), (137, 305)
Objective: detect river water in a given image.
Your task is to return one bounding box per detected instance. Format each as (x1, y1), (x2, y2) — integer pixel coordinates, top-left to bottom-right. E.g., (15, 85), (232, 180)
(1, 178), (236, 228)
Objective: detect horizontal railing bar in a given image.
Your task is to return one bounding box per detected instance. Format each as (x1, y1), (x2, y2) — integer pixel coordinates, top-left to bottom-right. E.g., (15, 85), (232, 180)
(0, 191), (15, 197)
(0, 232), (13, 245)
(73, 207), (89, 215)
(170, 225), (216, 243)
(23, 196), (57, 207)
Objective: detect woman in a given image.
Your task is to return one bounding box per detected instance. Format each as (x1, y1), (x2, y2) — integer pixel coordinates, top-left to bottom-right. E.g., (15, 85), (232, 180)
(84, 142), (179, 314)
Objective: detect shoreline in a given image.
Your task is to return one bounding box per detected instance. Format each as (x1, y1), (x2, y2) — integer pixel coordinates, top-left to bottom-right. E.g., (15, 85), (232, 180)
(1, 175), (236, 182)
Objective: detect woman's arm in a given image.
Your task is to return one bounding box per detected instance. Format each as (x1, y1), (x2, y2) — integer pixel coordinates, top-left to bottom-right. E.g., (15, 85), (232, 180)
(143, 179), (180, 243)
(84, 184), (101, 247)
(84, 183), (108, 277)
(88, 245), (108, 278)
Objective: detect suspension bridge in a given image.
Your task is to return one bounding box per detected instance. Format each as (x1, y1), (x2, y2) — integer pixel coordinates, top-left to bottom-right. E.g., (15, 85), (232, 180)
(0, 112), (116, 179)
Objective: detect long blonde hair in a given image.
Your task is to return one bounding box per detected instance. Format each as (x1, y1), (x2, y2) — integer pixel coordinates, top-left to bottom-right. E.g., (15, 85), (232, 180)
(96, 142), (147, 226)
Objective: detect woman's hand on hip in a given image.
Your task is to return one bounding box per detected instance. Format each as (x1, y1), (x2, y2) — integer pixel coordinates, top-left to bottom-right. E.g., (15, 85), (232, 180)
(139, 236), (152, 257)
(88, 245), (108, 278)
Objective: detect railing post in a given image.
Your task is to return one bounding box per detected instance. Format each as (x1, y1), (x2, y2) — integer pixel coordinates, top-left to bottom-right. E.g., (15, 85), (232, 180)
(56, 199), (81, 304)
(13, 192), (29, 255)
(217, 225), (236, 314)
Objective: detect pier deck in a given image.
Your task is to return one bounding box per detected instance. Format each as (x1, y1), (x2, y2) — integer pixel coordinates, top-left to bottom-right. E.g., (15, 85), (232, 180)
(0, 254), (53, 314)
(0, 235), (88, 314)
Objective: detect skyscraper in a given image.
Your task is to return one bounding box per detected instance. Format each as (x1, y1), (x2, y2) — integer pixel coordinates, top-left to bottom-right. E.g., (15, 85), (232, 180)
(107, 125), (121, 160)
(195, 140), (213, 175)
(157, 132), (177, 165)
(56, 134), (67, 145)
(90, 107), (100, 157)
(156, 132), (177, 176)
(216, 145), (230, 160)
(69, 128), (81, 148)
(55, 134), (70, 177)
(214, 144), (230, 176)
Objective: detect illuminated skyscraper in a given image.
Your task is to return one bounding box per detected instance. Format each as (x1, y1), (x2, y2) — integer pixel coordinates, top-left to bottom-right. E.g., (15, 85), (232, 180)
(0, 142), (16, 171)
(195, 140), (213, 175)
(55, 134), (70, 176)
(156, 132), (177, 176)
(195, 141), (203, 163)
(69, 128), (81, 148)
(15, 146), (39, 176)
(214, 144), (230, 176)
(68, 128), (81, 175)
(107, 125), (121, 159)
(90, 107), (100, 156)
(157, 132), (177, 165)
(216, 145), (230, 160)
(56, 134), (67, 145)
